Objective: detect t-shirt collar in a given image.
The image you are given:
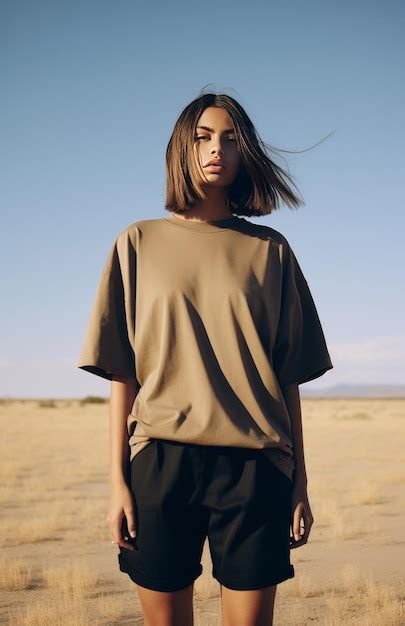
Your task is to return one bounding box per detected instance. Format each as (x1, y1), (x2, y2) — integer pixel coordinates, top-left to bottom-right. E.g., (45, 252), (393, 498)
(164, 212), (241, 232)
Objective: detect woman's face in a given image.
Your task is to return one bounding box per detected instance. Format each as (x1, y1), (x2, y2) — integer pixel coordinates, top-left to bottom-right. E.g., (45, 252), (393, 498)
(193, 107), (241, 188)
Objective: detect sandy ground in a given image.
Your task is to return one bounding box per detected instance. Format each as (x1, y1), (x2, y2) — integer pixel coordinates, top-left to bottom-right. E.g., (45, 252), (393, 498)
(0, 396), (404, 625)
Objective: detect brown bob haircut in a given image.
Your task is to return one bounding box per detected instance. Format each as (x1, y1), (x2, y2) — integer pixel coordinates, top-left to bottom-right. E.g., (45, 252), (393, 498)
(165, 91), (306, 218)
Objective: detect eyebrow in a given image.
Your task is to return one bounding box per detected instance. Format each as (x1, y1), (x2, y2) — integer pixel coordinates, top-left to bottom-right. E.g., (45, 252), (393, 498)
(196, 125), (235, 133)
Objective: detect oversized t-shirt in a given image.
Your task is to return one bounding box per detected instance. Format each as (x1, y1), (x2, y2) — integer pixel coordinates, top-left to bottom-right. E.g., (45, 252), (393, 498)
(77, 212), (333, 481)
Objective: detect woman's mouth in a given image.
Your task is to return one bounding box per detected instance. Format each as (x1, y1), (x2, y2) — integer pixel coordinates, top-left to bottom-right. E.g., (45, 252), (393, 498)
(205, 164), (225, 172)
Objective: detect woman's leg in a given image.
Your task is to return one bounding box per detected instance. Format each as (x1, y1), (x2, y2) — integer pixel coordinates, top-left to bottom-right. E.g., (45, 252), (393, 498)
(202, 448), (293, 625)
(135, 580), (195, 626)
(220, 583), (277, 626)
(118, 441), (209, 624)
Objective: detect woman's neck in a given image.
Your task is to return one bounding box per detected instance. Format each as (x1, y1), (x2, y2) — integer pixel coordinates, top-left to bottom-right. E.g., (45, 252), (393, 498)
(180, 189), (232, 222)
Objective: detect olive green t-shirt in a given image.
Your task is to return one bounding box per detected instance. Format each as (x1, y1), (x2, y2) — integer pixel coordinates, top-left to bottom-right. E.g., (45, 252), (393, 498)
(77, 213), (333, 481)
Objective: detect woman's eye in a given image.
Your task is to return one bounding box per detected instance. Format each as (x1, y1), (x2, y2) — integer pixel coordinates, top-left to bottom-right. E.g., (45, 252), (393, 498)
(195, 135), (236, 142)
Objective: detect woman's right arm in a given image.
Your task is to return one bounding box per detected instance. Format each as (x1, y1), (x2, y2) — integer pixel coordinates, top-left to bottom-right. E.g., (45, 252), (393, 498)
(106, 375), (140, 551)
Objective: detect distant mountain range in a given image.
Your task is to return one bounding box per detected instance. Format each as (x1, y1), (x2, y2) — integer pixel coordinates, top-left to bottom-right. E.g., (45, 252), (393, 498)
(300, 384), (405, 398)
(1, 384), (404, 401)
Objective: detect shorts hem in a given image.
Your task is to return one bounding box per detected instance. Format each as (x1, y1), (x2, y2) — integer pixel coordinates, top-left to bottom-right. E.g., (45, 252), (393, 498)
(213, 564), (295, 590)
(118, 554), (203, 592)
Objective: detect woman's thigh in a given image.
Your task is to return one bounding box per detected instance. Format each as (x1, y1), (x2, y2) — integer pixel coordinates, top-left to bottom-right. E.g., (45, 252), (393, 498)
(203, 448), (295, 591)
(135, 579), (195, 626)
(118, 440), (210, 594)
(220, 582), (278, 626)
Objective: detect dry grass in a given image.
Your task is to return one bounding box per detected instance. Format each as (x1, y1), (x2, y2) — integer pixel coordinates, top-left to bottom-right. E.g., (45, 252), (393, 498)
(1, 397), (404, 625)
(278, 564), (404, 625)
(10, 595), (91, 626)
(324, 564), (404, 626)
(0, 557), (32, 591)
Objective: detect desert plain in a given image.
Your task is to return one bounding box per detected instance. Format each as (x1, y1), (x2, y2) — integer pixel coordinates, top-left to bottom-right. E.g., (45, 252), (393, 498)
(1, 396), (404, 625)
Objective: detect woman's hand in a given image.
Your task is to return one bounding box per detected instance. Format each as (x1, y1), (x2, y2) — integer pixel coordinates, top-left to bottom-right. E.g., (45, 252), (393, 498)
(289, 479), (314, 549)
(106, 480), (137, 551)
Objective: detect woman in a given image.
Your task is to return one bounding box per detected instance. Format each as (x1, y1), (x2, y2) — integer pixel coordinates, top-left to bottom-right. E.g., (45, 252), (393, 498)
(77, 91), (333, 626)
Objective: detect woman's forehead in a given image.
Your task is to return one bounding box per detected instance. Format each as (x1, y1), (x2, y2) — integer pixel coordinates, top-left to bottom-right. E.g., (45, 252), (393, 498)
(196, 107), (234, 129)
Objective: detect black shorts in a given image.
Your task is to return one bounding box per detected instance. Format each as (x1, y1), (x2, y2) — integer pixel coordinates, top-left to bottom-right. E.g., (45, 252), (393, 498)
(118, 439), (295, 592)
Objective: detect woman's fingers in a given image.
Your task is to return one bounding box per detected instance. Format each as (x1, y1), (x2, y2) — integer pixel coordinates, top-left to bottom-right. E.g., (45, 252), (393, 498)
(107, 483), (138, 550)
(118, 511), (137, 550)
(290, 503), (313, 548)
(108, 513), (136, 550)
(293, 502), (303, 539)
(124, 506), (137, 539)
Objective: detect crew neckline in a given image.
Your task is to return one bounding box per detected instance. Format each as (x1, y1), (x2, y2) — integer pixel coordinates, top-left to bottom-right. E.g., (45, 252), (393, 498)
(164, 212), (242, 233)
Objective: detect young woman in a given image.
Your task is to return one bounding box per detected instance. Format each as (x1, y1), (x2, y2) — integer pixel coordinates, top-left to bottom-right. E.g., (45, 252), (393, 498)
(77, 92), (333, 626)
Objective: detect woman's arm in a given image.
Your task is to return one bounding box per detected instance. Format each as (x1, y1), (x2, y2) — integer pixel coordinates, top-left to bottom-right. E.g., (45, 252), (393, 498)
(109, 375), (140, 487)
(107, 375), (140, 549)
(281, 382), (314, 547)
(280, 383), (308, 487)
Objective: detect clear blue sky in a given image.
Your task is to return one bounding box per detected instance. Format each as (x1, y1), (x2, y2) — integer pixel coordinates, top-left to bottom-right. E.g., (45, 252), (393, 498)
(1, 0), (404, 398)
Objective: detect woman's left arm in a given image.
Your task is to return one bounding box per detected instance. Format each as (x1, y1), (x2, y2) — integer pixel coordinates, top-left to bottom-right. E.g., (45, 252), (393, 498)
(280, 382), (314, 547)
(281, 383), (307, 487)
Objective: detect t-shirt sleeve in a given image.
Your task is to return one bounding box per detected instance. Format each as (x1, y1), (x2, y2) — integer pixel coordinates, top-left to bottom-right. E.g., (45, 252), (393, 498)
(77, 231), (136, 381)
(272, 236), (333, 387)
